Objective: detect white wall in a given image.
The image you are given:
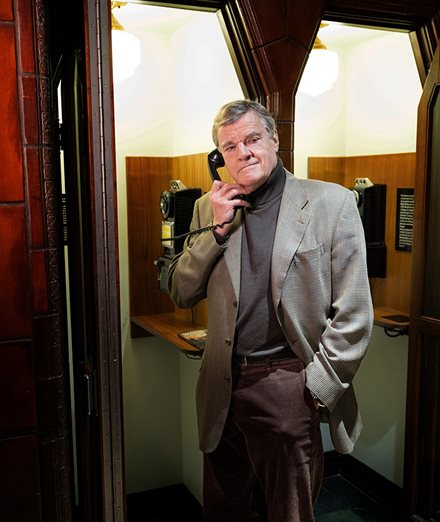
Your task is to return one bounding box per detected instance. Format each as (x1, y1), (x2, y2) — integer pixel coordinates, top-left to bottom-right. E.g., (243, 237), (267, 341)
(114, 31), (173, 158)
(170, 15), (245, 155)
(344, 34), (421, 155)
(114, 29), (180, 496)
(113, 9), (243, 498)
(295, 32), (421, 179)
(353, 329), (408, 485)
(294, 46), (348, 180)
(122, 337), (182, 493)
(179, 355), (204, 499)
(295, 30), (421, 486)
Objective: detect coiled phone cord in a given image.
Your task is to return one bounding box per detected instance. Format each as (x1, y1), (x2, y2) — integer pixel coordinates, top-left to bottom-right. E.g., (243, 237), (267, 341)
(160, 217), (235, 243)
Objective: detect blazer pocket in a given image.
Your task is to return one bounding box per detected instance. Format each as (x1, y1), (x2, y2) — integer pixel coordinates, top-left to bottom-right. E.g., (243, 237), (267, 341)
(286, 242), (330, 302)
(295, 243), (325, 264)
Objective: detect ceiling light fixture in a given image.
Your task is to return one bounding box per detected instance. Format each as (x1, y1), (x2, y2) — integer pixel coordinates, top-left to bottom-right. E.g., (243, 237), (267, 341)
(111, 2), (141, 84)
(299, 25), (339, 97)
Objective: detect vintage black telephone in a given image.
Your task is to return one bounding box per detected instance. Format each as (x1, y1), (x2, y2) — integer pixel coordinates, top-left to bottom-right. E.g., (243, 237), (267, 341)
(207, 148), (251, 208)
(157, 151), (250, 294)
(159, 150), (249, 247)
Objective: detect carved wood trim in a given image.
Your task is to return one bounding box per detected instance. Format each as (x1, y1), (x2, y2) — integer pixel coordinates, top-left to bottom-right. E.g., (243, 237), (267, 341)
(32, 0), (72, 520)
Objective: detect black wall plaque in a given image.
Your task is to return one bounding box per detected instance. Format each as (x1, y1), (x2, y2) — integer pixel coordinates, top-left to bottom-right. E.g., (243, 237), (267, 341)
(396, 188), (414, 252)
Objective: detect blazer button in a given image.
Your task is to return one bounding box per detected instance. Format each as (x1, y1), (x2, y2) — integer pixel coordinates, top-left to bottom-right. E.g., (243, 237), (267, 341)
(224, 376), (231, 383)
(233, 300), (238, 308)
(225, 338), (232, 346)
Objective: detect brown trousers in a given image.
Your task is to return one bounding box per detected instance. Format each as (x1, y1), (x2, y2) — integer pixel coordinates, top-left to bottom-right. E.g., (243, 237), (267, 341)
(203, 357), (324, 522)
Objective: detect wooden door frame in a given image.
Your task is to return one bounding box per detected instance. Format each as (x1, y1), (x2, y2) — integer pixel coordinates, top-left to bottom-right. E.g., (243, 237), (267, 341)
(82, 1), (125, 519)
(404, 43), (440, 519)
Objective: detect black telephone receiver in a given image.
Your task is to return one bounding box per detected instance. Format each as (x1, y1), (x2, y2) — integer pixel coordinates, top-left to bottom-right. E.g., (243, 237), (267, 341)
(207, 149), (251, 208)
(207, 149), (225, 181)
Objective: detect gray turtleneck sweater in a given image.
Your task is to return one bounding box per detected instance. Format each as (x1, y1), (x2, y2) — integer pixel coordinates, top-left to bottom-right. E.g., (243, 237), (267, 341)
(234, 160), (292, 357)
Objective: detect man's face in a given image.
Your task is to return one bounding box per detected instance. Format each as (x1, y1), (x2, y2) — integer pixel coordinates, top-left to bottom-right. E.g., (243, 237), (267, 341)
(217, 111), (279, 193)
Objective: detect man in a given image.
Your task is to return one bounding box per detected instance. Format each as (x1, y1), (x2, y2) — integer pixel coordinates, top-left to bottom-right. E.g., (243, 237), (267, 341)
(168, 100), (373, 521)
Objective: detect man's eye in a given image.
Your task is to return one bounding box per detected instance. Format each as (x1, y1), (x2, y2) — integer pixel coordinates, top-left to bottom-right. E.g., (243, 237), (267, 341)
(225, 145), (235, 153)
(247, 136), (260, 145)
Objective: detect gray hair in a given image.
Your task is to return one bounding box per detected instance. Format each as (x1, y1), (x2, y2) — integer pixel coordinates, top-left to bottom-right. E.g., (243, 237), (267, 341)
(212, 100), (277, 147)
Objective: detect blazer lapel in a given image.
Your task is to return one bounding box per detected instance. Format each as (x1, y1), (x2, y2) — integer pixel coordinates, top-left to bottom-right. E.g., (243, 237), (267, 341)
(271, 173), (310, 307)
(222, 173), (310, 304)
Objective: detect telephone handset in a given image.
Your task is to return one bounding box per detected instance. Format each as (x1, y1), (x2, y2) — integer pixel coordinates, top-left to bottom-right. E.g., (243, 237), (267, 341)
(159, 150), (249, 244)
(208, 148), (224, 181)
(207, 149), (251, 207)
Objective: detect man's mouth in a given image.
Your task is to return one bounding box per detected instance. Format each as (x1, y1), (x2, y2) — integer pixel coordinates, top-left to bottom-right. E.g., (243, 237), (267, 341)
(239, 162), (258, 173)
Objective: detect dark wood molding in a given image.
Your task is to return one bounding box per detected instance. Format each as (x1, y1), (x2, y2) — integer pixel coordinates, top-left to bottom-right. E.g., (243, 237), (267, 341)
(404, 38), (440, 519)
(409, 11), (440, 84)
(217, 1), (264, 102)
(84, 0), (125, 520)
(324, 0), (440, 30)
(234, 0), (327, 170)
(33, 0), (73, 520)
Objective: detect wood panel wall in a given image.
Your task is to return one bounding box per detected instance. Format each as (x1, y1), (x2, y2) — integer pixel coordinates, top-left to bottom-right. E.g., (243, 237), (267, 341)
(309, 153), (415, 319)
(0, 1), (70, 521)
(126, 153), (221, 336)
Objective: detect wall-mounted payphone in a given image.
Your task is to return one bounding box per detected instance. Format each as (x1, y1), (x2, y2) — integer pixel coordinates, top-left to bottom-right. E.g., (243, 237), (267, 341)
(155, 180), (201, 293)
(351, 177), (387, 278)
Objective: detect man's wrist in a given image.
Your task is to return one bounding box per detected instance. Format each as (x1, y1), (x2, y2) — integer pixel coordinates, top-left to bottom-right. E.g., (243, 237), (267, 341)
(213, 229), (228, 245)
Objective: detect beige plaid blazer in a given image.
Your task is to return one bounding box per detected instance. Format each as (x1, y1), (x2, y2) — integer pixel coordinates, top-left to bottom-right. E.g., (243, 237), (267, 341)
(169, 170), (373, 454)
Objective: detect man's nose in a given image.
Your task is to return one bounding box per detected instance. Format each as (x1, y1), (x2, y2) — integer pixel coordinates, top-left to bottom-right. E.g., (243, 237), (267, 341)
(237, 141), (252, 158)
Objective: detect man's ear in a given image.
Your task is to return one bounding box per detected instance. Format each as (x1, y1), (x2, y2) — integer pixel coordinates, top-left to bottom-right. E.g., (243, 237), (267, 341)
(273, 131), (280, 152)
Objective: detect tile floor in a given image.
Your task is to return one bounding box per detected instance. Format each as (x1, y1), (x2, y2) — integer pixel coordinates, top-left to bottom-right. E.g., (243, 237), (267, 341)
(315, 475), (399, 521)
(127, 474), (400, 521)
